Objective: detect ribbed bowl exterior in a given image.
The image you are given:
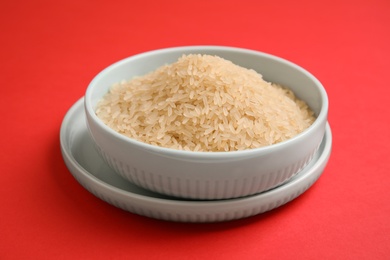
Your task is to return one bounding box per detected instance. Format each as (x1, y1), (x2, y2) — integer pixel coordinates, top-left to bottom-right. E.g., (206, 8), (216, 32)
(94, 143), (319, 199)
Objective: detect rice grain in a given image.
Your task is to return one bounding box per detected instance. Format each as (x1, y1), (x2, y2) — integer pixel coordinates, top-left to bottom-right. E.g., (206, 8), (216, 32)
(96, 54), (315, 152)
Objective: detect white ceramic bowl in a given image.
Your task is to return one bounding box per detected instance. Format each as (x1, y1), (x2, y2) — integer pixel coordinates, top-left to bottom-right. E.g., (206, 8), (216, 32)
(84, 46), (328, 200)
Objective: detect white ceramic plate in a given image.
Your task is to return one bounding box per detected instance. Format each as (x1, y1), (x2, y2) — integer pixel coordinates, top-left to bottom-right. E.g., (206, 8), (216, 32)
(60, 98), (332, 222)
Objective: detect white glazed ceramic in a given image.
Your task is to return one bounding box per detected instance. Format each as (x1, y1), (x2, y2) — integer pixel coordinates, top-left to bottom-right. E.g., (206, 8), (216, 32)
(84, 46), (329, 200)
(60, 99), (332, 222)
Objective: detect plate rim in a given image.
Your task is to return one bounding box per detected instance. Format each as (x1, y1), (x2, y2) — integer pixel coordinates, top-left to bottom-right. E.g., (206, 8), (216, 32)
(60, 98), (332, 220)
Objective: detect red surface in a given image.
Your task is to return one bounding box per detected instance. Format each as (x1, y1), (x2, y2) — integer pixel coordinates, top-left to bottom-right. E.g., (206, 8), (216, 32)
(1, 0), (390, 259)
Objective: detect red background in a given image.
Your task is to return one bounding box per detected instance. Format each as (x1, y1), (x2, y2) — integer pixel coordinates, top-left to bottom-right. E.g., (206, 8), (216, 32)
(1, 0), (390, 259)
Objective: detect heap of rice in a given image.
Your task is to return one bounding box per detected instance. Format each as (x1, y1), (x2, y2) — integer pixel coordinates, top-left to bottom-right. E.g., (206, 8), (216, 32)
(96, 54), (315, 152)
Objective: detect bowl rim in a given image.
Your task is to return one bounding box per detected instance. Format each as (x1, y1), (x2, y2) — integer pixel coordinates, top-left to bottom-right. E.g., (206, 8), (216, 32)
(85, 45), (328, 159)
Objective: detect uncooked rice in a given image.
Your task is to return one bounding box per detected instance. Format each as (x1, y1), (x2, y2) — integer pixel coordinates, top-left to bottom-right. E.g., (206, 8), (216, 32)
(96, 54), (315, 152)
